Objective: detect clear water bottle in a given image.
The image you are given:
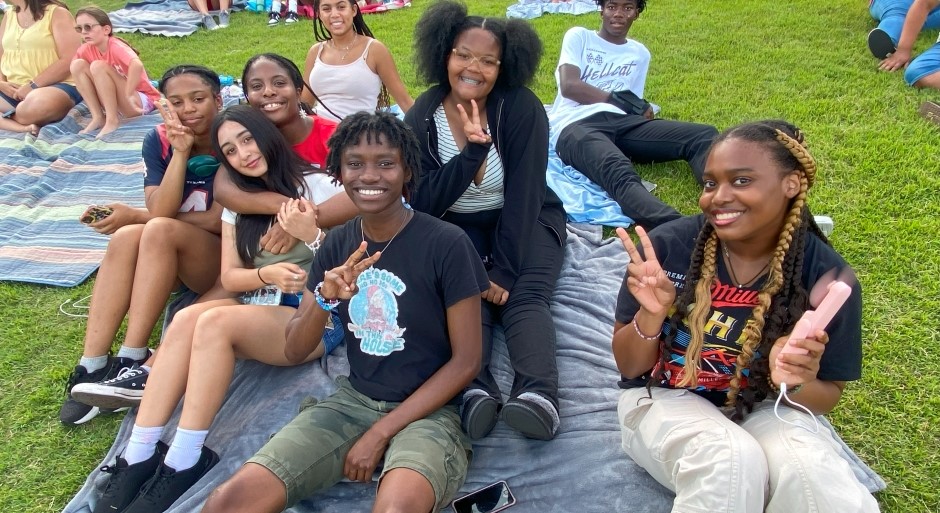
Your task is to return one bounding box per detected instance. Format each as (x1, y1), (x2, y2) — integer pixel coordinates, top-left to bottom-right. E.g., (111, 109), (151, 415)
(813, 215), (834, 237)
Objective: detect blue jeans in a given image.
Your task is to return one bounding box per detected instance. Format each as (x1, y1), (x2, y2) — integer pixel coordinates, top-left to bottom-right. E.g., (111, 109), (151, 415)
(870, 0), (940, 43)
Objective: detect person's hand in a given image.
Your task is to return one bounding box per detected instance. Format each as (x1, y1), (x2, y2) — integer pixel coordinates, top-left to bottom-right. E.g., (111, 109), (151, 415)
(277, 198), (319, 242)
(87, 204), (142, 234)
(13, 82), (32, 101)
(0, 81), (20, 98)
(343, 428), (388, 482)
(643, 106), (654, 120)
(769, 329), (829, 389)
(260, 262), (307, 294)
(260, 222), (299, 255)
(126, 94), (145, 116)
(321, 241), (382, 300)
(456, 99), (492, 145)
(879, 49), (912, 72)
(616, 226), (675, 317)
(482, 281), (508, 305)
(156, 99), (195, 153)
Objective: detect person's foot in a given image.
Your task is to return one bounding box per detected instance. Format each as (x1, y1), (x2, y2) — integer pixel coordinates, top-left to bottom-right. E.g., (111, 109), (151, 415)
(267, 11), (280, 25)
(80, 117), (104, 135)
(500, 393), (559, 441)
(124, 446), (219, 512)
(460, 390), (500, 440)
(868, 28), (896, 59)
(218, 9), (230, 28)
(919, 100), (940, 127)
(59, 355), (142, 425)
(96, 120), (120, 139)
(71, 363), (150, 410)
(284, 10), (299, 23)
(92, 442), (167, 513)
(202, 14), (219, 30)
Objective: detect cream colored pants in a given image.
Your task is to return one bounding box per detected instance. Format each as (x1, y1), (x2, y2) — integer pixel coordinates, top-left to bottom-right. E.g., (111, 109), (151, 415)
(618, 387), (880, 513)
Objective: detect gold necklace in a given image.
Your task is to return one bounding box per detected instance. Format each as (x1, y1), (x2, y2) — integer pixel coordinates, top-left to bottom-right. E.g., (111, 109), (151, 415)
(361, 208), (411, 257)
(721, 244), (770, 288)
(331, 34), (358, 61)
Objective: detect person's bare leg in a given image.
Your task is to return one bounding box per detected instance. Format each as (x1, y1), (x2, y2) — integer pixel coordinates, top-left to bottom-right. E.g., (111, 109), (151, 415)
(121, 218), (221, 349)
(188, 0), (210, 15)
(82, 224), (146, 358)
(71, 59), (106, 134)
(177, 304), (320, 430)
(913, 70), (940, 90)
(89, 60), (143, 138)
(14, 88), (75, 127)
(373, 468), (436, 513)
(133, 299), (240, 428)
(201, 463), (287, 513)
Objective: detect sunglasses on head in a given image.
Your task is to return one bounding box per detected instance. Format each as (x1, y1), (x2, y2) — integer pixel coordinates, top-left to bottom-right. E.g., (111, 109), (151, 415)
(74, 23), (101, 33)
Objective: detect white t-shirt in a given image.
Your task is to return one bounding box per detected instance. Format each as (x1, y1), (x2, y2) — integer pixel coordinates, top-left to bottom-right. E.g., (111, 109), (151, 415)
(221, 172), (343, 225)
(547, 27), (651, 146)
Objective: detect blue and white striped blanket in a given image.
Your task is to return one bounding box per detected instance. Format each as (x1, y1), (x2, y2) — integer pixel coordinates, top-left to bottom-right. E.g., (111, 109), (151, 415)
(0, 104), (156, 287)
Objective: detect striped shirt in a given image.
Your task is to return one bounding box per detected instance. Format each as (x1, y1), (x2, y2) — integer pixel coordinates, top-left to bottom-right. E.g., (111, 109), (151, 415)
(434, 106), (504, 213)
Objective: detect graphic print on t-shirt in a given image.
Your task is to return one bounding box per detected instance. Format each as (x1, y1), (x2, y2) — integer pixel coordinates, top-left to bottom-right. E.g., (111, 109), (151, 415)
(662, 277), (760, 392)
(580, 48), (642, 94)
(348, 267), (406, 356)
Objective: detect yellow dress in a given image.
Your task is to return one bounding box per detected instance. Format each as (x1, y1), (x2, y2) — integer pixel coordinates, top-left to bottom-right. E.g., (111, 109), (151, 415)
(1, 4), (73, 85)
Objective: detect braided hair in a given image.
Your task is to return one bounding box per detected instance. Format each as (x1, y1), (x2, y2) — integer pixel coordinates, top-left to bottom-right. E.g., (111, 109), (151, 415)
(309, 0), (390, 110)
(325, 111), (420, 203)
(656, 120), (830, 420)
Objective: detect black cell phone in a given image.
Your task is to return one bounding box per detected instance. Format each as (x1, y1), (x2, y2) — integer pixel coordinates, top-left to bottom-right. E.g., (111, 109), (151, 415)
(451, 480), (515, 513)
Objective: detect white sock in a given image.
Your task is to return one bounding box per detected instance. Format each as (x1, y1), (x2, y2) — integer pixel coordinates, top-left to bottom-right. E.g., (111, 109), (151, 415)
(116, 345), (149, 362)
(124, 425), (164, 465)
(79, 355), (108, 373)
(270, 0), (281, 12)
(287, 0), (296, 12)
(164, 428), (209, 472)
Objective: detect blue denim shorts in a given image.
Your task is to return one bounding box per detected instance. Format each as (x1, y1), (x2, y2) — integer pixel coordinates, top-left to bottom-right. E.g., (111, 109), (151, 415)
(0, 82), (82, 108)
(906, 42), (940, 85)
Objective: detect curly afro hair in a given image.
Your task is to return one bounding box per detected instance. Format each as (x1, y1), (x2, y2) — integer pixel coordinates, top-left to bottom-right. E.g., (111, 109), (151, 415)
(414, 0), (542, 90)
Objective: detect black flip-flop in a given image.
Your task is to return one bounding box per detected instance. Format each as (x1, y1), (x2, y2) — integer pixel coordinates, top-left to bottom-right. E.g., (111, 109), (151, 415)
(868, 28), (896, 59)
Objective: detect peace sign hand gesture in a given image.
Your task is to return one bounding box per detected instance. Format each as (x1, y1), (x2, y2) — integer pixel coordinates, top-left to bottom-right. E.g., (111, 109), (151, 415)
(156, 99), (195, 154)
(456, 99), (492, 145)
(616, 226), (676, 318)
(320, 242), (382, 301)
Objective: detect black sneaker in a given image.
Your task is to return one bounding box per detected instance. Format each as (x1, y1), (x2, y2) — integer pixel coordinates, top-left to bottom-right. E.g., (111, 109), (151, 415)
(867, 28), (896, 59)
(267, 11), (280, 25)
(125, 446), (220, 513)
(284, 10), (299, 23)
(59, 356), (141, 425)
(460, 391), (500, 440)
(501, 393), (559, 441)
(93, 441), (167, 513)
(72, 364), (149, 410)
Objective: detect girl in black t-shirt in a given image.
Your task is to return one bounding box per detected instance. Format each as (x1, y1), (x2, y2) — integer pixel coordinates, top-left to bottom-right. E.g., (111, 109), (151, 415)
(613, 120), (878, 512)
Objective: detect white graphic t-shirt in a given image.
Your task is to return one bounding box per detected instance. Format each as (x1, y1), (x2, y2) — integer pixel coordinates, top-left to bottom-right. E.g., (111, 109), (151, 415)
(548, 27), (651, 146)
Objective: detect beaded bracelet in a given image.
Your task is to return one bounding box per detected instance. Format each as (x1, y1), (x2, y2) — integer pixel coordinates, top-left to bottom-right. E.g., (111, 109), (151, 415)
(767, 376), (803, 396)
(257, 267), (271, 285)
(632, 316), (661, 342)
(314, 281), (341, 311)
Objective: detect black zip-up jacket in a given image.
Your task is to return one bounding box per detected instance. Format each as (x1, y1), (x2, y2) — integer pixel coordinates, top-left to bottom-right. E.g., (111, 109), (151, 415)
(405, 85), (566, 292)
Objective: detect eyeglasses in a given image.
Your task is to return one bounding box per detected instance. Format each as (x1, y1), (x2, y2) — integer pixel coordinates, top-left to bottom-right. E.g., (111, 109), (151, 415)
(74, 23), (101, 33)
(451, 49), (501, 71)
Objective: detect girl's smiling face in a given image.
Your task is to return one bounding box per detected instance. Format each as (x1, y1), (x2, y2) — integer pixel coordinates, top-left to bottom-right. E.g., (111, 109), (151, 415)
(217, 120), (268, 178)
(244, 58), (302, 128)
(317, 0), (357, 37)
(340, 134), (410, 216)
(447, 28), (501, 105)
(699, 138), (801, 247)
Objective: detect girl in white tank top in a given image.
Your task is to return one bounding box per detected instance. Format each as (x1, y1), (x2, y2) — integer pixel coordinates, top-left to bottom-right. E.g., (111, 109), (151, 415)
(301, 0), (413, 122)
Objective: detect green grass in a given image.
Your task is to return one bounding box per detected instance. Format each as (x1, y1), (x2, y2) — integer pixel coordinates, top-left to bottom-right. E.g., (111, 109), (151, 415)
(2, 0), (939, 511)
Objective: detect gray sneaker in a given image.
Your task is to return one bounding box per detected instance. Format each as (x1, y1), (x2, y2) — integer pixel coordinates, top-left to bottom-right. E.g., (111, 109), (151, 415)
(218, 9), (230, 28)
(202, 14), (219, 30)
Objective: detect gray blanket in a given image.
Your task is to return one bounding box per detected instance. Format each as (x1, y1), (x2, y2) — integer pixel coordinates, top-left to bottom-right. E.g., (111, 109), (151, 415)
(64, 224), (884, 512)
(109, 0), (243, 37)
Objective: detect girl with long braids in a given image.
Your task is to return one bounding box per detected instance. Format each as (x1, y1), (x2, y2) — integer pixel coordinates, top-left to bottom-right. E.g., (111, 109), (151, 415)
(300, 0), (412, 122)
(613, 120), (879, 512)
